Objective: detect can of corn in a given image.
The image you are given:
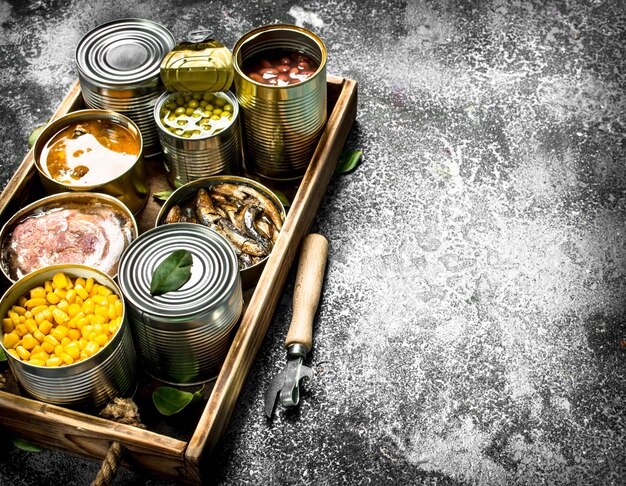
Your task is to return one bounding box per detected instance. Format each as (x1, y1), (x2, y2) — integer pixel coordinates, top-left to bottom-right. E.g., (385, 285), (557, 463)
(117, 223), (242, 385)
(232, 24), (327, 180)
(0, 264), (137, 409)
(76, 18), (175, 157)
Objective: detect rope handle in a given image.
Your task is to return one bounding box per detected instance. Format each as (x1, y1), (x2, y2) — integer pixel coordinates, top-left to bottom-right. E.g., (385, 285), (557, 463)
(91, 442), (123, 486)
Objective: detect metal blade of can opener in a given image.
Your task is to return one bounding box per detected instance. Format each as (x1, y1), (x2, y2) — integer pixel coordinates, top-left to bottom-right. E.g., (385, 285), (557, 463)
(265, 233), (329, 418)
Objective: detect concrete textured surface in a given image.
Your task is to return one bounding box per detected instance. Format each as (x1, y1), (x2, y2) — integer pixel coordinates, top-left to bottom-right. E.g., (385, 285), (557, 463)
(1, 0), (625, 484)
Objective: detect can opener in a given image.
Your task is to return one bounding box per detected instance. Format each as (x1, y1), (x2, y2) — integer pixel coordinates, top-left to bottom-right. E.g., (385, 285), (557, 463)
(264, 233), (329, 418)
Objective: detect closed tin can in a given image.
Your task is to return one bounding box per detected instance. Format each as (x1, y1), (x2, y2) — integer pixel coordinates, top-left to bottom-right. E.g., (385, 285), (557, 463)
(117, 223), (242, 385)
(160, 32), (234, 93)
(154, 90), (243, 187)
(33, 109), (148, 214)
(0, 264), (137, 409)
(76, 19), (175, 157)
(233, 25), (327, 180)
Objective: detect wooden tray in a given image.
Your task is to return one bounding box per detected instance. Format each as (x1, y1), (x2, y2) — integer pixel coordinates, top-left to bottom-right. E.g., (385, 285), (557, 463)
(0, 75), (357, 483)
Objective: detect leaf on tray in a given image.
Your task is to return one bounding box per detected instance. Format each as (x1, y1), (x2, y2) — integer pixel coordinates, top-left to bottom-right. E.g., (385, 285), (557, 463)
(12, 438), (43, 452)
(0, 348), (6, 361)
(28, 123), (48, 148)
(150, 249), (193, 296)
(335, 149), (363, 174)
(153, 190), (173, 202)
(152, 386), (203, 416)
(272, 189), (291, 209)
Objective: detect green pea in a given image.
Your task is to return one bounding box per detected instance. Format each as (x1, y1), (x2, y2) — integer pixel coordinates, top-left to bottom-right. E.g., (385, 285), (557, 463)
(191, 112), (202, 118)
(188, 100), (199, 108)
(210, 115), (221, 120)
(193, 130), (201, 135)
(212, 108), (223, 116)
(202, 93), (215, 101)
(167, 114), (176, 121)
(204, 104), (214, 112)
(175, 129), (184, 135)
(220, 111), (231, 118)
(184, 94), (192, 102)
(200, 100), (208, 107)
(175, 107), (186, 115)
(223, 104), (233, 112)
(185, 107), (194, 116)
(182, 132), (192, 138)
(193, 93), (203, 100)
(176, 97), (186, 106)
(177, 119), (187, 126)
(213, 97), (227, 108)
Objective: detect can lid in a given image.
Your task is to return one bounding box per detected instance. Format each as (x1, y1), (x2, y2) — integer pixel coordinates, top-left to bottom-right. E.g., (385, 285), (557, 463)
(76, 19), (175, 87)
(117, 223), (239, 318)
(160, 31), (234, 93)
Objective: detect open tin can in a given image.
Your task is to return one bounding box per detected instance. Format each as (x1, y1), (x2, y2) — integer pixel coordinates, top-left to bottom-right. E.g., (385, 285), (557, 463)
(0, 264), (137, 409)
(154, 32), (243, 187)
(76, 18), (175, 157)
(233, 24), (327, 180)
(117, 223), (242, 385)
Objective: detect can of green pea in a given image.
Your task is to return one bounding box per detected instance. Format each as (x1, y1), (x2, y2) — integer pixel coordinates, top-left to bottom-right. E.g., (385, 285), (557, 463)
(117, 223), (242, 385)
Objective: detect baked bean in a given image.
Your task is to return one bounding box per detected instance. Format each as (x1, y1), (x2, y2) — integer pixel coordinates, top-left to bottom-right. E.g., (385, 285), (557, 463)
(243, 50), (320, 86)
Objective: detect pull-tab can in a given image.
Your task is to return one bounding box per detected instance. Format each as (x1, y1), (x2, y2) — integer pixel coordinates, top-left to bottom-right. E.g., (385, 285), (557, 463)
(160, 32), (234, 93)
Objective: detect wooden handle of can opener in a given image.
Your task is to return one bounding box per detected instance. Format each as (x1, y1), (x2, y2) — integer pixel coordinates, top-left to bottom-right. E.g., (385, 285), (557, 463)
(285, 234), (329, 352)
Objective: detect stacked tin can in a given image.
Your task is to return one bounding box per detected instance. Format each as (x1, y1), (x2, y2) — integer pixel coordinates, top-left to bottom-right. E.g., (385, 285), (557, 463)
(233, 25), (327, 180)
(117, 223), (242, 385)
(76, 19), (175, 157)
(155, 35), (243, 187)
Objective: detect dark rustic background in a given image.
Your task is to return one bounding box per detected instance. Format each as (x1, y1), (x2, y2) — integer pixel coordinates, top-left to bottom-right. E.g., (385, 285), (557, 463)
(1, 0), (625, 484)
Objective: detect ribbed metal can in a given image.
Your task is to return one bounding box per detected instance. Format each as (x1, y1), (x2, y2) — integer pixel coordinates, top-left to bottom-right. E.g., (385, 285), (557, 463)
(76, 19), (175, 157)
(0, 264), (137, 409)
(154, 90), (243, 187)
(233, 25), (327, 180)
(117, 223), (242, 385)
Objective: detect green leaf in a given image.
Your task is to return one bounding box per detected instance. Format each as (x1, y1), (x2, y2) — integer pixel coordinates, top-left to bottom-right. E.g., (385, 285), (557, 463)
(12, 438), (43, 452)
(0, 347), (6, 362)
(153, 190), (173, 202)
(335, 149), (363, 174)
(150, 249), (193, 296)
(152, 386), (203, 416)
(272, 189), (291, 208)
(28, 123), (48, 148)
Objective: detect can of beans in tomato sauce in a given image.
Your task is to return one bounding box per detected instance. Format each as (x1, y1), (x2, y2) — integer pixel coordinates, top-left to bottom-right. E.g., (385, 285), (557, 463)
(232, 24), (327, 180)
(154, 32), (243, 187)
(117, 223), (242, 385)
(76, 19), (175, 158)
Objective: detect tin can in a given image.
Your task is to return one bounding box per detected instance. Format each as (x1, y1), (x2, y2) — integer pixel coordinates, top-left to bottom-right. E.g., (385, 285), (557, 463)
(76, 19), (175, 157)
(232, 25), (327, 180)
(117, 223), (242, 385)
(154, 90), (243, 187)
(154, 175), (286, 289)
(0, 192), (138, 283)
(0, 264), (137, 409)
(160, 32), (234, 93)
(33, 109), (148, 214)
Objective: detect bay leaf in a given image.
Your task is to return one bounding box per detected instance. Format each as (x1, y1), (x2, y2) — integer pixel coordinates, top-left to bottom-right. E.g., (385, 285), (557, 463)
(335, 149), (363, 174)
(150, 249), (193, 296)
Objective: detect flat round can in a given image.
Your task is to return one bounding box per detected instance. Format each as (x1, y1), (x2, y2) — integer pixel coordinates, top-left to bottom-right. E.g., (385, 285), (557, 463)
(117, 223), (239, 320)
(76, 18), (175, 87)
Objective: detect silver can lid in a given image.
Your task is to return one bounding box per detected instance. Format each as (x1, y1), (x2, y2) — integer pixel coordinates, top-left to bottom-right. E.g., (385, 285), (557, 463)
(76, 18), (175, 87)
(117, 223), (239, 318)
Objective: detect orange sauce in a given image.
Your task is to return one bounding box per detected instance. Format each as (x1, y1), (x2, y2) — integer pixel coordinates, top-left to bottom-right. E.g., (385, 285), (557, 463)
(40, 119), (139, 186)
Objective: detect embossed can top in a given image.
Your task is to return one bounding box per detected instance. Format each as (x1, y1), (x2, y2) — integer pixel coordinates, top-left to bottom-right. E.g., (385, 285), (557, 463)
(160, 31), (234, 93)
(76, 18), (176, 88)
(117, 223), (240, 321)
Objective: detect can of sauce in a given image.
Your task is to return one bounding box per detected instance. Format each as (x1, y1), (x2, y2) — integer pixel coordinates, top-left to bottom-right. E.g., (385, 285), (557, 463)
(117, 223), (242, 385)
(76, 19), (175, 157)
(233, 25), (327, 180)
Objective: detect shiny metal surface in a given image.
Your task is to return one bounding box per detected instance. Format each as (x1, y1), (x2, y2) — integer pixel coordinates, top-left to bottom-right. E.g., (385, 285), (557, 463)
(117, 223), (242, 385)
(76, 19), (175, 156)
(154, 91), (243, 187)
(0, 264), (137, 409)
(33, 109), (148, 214)
(233, 24), (327, 180)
